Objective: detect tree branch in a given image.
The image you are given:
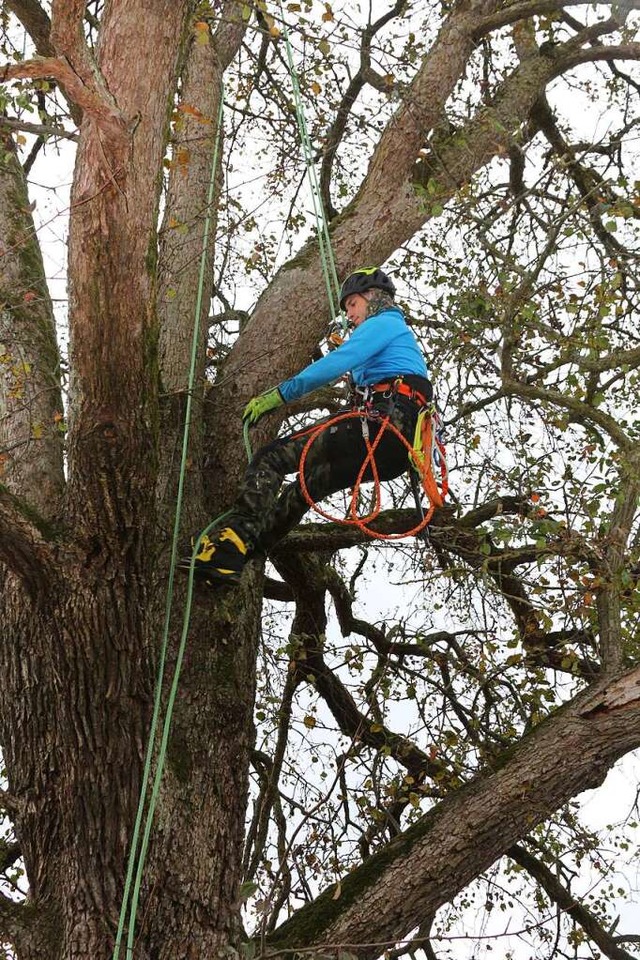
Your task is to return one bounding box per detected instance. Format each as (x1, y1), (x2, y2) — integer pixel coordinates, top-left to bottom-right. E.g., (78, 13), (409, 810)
(0, 56), (126, 140)
(5, 0), (54, 57)
(319, 0), (408, 219)
(212, 0), (250, 68)
(0, 484), (56, 594)
(0, 133), (66, 516)
(501, 379), (631, 450)
(0, 840), (22, 874)
(474, 0), (630, 39)
(274, 553), (450, 785)
(268, 666), (640, 957)
(0, 889), (59, 960)
(0, 116), (78, 141)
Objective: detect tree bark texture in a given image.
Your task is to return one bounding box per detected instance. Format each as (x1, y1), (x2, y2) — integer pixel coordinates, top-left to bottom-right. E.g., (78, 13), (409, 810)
(1, 0), (640, 958)
(0, 135), (65, 516)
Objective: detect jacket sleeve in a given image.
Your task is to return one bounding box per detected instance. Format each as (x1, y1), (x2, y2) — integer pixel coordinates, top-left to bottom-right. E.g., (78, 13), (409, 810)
(278, 312), (401, 403)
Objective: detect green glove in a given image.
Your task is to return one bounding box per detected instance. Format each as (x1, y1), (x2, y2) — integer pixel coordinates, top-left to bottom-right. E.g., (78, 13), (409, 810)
(242, 387), (285, 426)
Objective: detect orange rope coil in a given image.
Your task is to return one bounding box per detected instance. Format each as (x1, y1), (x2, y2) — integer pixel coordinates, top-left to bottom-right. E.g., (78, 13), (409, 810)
(298, 408), (448, 540)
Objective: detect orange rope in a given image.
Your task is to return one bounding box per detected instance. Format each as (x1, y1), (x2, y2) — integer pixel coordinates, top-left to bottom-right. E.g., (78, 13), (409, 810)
(298, 408), (447, 541)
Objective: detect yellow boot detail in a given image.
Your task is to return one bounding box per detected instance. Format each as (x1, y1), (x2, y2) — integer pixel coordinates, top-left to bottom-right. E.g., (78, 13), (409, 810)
(219, 527), (248, 555)
(194, 534), (216, 562)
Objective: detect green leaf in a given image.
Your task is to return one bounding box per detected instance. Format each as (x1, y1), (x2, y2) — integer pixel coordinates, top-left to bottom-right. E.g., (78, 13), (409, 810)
(238, 880), (258, 902)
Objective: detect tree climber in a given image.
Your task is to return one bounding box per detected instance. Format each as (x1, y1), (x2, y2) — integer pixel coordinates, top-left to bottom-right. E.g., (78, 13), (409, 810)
(181, 267), (432, 585)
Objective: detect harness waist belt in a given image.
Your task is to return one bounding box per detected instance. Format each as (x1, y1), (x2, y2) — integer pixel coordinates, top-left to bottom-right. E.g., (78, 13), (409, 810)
(370, 381), (429, 408)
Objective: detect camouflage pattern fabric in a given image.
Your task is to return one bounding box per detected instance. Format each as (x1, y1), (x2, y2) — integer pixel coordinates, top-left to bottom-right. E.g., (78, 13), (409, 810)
(226, 395), (420, 556)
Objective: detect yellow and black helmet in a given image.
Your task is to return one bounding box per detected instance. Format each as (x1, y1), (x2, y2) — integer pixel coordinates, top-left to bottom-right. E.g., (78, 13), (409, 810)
(339, 267), (396, 310)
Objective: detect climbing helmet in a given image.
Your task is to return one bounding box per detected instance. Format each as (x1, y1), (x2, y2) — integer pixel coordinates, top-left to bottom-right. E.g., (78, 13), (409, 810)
(339, 267), (396, 311)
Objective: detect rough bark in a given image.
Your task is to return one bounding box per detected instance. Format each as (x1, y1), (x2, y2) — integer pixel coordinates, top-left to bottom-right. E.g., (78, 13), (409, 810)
(1, 1), (639, 958)
(157, 4), (246, 526)
(0, 135), (65, 517)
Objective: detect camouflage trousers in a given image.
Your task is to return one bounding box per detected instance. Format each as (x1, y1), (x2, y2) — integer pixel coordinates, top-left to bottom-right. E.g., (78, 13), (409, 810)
(226, 396), (421, 556)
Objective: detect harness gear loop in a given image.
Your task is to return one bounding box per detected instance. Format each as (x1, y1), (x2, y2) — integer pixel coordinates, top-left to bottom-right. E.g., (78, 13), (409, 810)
(409, 408), (448, 510)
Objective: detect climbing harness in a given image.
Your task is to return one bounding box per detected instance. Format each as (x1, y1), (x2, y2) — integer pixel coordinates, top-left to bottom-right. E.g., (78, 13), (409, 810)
(295, 380), (448, 540)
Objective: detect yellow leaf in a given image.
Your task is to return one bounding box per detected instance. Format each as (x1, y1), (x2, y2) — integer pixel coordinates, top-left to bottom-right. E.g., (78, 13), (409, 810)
(311, 81), (322, 95)
(303, 715), (316, 729)
(194, 21), (210, 44)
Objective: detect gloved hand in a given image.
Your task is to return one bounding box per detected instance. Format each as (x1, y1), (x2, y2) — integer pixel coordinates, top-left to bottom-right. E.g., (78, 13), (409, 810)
(242, 387), (285, 426)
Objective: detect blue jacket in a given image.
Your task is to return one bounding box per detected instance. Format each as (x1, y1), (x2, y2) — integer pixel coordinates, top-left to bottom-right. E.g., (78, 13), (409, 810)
(278, 307), (428, 403)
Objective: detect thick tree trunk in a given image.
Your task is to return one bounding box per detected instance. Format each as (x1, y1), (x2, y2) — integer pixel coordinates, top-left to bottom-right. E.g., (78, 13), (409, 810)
(0, 135), (65, 515)
(2, 2), (640, 957)
(0, 574), (152, 959)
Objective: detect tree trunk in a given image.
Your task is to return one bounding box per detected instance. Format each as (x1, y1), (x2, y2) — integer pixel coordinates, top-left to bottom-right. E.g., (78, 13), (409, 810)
(0, 134), (64, 515)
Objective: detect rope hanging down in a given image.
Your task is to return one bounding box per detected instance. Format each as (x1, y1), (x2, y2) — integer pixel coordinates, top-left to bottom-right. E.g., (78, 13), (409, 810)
(278, 0), (342, 325)
(113, 88), (226, 960)
(254, 7), (449, 534)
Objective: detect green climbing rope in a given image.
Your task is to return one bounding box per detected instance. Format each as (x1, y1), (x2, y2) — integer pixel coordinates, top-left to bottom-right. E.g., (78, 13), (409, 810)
(112, 87), (226, 960)
(114, 11), (346, 951)
(277, 0), (343, 326)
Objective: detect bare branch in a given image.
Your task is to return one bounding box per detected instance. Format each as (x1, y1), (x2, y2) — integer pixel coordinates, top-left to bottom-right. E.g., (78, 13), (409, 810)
(275, 552), (470, 786)
(268, 666), (640, 956)
(502, 379), (631, 450)
(320, 0), (409, 218)
(553, 42), (640, 76)
(5, 0), (54, 57)
(510, 844), (638, 960)
(0, 116), (78, 141)
(474, 0), (632, 39)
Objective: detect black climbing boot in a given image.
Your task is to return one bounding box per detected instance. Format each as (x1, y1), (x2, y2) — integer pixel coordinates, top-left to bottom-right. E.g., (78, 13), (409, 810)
(179, 527), (249, 586)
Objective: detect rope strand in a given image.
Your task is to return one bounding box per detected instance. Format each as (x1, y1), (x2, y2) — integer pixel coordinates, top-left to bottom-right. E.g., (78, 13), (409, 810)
(113, 86), (226, 960)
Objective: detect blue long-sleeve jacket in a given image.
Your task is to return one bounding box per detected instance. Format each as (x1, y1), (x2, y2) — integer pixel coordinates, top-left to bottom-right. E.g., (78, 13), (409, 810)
(278, 307), (428, 403)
